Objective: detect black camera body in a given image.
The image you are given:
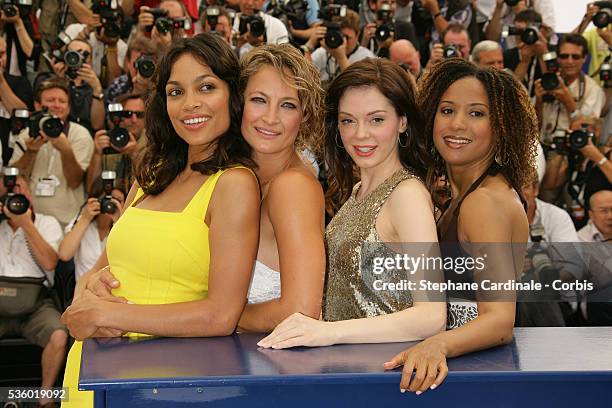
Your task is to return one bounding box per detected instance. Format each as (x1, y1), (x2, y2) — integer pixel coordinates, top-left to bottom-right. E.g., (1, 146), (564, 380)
(504, 0), (520, 6)
(64, 49), (90, 80)
(104, 103), (130, 154)
(239, 13), (265, 37)
(375, 3), (394, 43)
(443, 44), (460, 58)
(205, 5), (221, 30)
(505, 25), (539, 45)
(98, 171), (117, 214)
(266, 0), (309, 29)
(541, 51), (560, 102)
(318, 4), (346, 49)
(593, 1), (612, 28)
(0, 0), (32, 18)
(147, 8), (168, 32)
(134, 54), (156, 78)
(29, 109), (64, 139)
(91, 0), (123, 38)
(0, 167), (30, 222)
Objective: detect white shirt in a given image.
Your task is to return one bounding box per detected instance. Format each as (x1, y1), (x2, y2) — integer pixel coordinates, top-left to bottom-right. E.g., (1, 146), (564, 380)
(64, 23), (128, 77)
(532, 198), (579, 243)
(578, 221), (607, 242)
(64, 216), (107, 281)
(541, 75), (606, 143)
(0, 213), (63, 286)
(311, 46), (375, 82)
(233, 12), (289, 59)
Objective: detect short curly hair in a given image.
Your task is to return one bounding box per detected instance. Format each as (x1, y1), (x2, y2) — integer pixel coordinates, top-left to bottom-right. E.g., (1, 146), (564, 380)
(240, 44), (325, 157)
(417, 58), (538, 203)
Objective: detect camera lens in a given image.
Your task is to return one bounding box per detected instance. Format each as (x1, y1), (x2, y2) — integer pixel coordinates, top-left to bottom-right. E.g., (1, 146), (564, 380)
(569, 129), (589, 149)
(521, 27), (539, 45)
(5, 194), (30, 215)
(40, 116), (63, 138)
(64, 50), (82, 68)
(504, 0), (520, 6)
(325, 29), (343, 49)
(100, 197), (117, 214)
(541, 72), (559, 91)
(104, 21), (121, 38)
(375, 24), (391, 42)
(593, 9), (611, 29)
(156, 17), (173, 34)
(109, 127), (130, 149)
(136, 57), (156, 78)
(443, 44), (460, 58)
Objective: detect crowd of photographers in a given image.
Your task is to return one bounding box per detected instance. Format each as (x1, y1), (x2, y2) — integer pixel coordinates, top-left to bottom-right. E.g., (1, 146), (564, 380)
(1, 0), (612, 402)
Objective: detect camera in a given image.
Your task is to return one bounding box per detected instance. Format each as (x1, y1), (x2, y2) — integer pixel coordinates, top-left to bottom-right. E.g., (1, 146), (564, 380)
(551, 125), (594, 153)
(375, 3), (394, 43)
(443, 44), (460, 58)
(318, 4), (346, 49)
(146, 8), (168, 32)
(63, 49), (90, 80)
(10, 108), (29, 134)
(91, 0), (123, 38)
(541, 51), (560, 102)
(0, 0), (32, 18)
(104, 103), (130, 154)
(98, 171), (117, 214)
(525, 232), (560, 285)
(266, 0), (309, 29)
(593, 1), (612, 29)
(238, 13), (265, 37)
(134, 54), (156, 78)
(504, 0), (520, 6)
(601, 61), (611, 88)
(0, 167), (30, 222)
(503, 25), (539, 45)
(205, 5), (221, 29)
(29, 109), (64, 139)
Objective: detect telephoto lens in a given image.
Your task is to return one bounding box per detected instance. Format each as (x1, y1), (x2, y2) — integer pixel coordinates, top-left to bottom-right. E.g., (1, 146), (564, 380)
(520, 26), (539, 45)
(443, 44), (460, 58)
(29, 110), (64, 138)
(323, 21), (343, 49)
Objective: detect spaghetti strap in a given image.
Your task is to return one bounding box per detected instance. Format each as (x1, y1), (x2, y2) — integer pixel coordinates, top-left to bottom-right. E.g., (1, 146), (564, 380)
(452, 163), (499, 217)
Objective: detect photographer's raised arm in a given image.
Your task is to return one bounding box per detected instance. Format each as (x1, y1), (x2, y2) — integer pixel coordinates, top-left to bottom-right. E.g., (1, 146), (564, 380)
(485, 0), (504, 41)
(0, 73), (28, 112)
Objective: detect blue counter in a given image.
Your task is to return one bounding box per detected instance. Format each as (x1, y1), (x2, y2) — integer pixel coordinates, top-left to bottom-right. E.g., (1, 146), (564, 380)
(80, 327), (612, 407)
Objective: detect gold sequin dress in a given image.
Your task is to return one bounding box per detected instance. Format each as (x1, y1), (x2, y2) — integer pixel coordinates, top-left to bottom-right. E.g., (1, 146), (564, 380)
(323, 168), (416, 321)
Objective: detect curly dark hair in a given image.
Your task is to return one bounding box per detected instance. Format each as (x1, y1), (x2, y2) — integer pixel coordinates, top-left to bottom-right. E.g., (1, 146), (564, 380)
(135, 33), (255, 195)
(417, 58), (538, 205)
(324, 57), (431, 215)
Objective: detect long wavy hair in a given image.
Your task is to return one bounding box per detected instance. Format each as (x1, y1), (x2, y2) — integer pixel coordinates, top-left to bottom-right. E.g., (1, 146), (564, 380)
(417, 58), (539, 207)
(240, 44), (325, 158)
(136, 33), (254, 195)
(324, 57), (431, 215)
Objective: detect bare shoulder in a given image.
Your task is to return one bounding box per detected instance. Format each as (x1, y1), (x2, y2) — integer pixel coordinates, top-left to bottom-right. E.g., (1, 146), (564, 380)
(387, 177), (433, 210)
(461, 182), (523, 219)
(215, 167), (260, 196)
(267, 167), (324, 205)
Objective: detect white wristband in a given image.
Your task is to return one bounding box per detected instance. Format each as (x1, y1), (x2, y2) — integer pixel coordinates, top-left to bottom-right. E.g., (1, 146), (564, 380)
(597, 157), (609, 167)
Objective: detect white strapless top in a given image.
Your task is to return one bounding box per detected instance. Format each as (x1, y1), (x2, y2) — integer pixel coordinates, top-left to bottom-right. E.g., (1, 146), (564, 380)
(247, 260), (281, 304)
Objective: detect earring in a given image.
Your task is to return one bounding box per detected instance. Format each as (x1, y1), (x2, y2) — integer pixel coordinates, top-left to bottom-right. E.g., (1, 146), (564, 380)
(494, 149), (504, 166)
(335, 130), (345, 149)
(398, 130), (408, 148)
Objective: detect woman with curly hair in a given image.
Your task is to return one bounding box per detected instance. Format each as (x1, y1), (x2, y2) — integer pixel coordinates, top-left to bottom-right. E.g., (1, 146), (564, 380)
(383, 58), (539, 394)
(60, 33), (260, 407)
(236, 44), (326, 332)
(258, 58), (446, 349)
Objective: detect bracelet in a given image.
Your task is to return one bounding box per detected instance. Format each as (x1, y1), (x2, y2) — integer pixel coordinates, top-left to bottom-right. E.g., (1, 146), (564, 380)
(597, 156), (609, 167)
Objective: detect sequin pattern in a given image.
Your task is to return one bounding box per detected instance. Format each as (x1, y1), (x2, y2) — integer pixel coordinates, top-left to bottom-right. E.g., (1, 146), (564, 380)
(323, 169), (417, 321)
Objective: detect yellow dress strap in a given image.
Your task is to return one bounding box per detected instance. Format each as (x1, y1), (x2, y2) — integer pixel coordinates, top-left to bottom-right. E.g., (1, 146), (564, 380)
(129, 188), (146, 207)
(182, 167), (245, 220)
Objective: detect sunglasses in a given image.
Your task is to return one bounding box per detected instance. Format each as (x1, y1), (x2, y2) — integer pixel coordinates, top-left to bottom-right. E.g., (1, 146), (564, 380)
(558, 53), (583, 60)
(122, 110), (145, 119)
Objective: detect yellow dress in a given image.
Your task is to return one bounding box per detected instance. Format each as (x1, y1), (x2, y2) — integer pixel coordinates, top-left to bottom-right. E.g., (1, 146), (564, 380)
(62, 169), (231, 407)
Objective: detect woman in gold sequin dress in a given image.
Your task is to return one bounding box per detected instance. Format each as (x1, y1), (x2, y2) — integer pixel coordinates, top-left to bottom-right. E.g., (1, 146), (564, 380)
(258, 58), (447, 350)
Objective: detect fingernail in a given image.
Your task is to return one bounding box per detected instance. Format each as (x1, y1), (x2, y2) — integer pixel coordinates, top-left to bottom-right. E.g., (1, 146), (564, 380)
(416, 391), (422, 396)
(430, 384), (437, 390)
(400, 389), (406, 394)
(112, 281), (119, 286)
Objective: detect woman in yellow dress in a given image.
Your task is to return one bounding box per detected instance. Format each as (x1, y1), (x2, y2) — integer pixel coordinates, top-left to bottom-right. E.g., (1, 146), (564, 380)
(60, 33), (261, 407)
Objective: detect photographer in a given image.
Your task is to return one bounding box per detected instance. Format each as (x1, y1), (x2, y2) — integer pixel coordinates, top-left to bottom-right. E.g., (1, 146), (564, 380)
(305, 9), (374, 82)
(579, 189), (612, 242)
(0, 36), (33, 166)
(59, 178), (125, 281)
(535, 35), (605, 144)
(105, 35), (157, 105)
(233, 0), (289, 58)
(573, 2), (612, 88)
(0, 173), (67, 408)
(359, 0), (418, 58)
(485, 0), (555, 47)
(137, 0), (193, 51)
(9, 77), (94, 228)
(264, 0), (320, 44)
(389, 38), (422, 78)
(200, 5), (233, 44)
(472, 40), (504, 70)
(0, 0), (37, 77)
(50, 38), (106, 132)
(86, 93), (146, 192)
(426, 22), (471, 69)
(64, 5), (128, 85)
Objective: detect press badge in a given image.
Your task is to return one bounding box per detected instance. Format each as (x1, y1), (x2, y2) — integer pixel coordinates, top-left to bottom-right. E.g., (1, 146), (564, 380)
(35, 176), (60, 197)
